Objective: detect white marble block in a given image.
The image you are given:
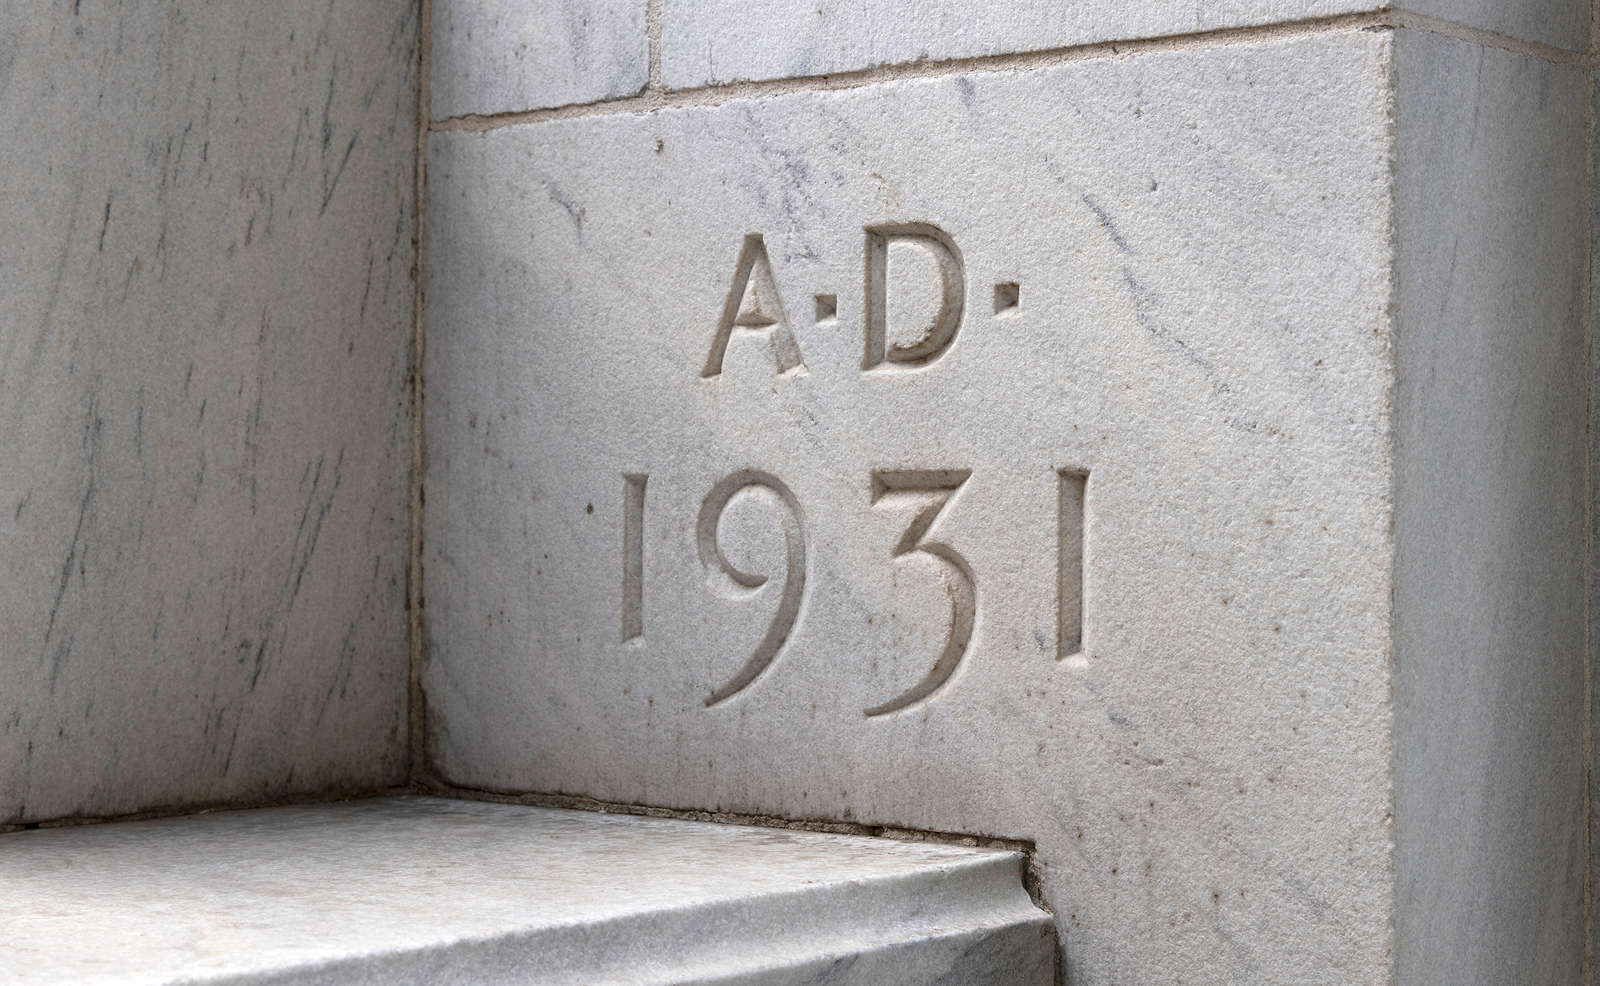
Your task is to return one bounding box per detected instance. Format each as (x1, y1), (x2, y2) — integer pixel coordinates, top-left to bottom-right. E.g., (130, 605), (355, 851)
(1391, 29), (1587, 985)
(652, 0), (1588, 93)
(431, 0), (649, 119)
(425, 20), (1588, 985)
(1, 796), (1055, 986)
(0, 1), (416, 824)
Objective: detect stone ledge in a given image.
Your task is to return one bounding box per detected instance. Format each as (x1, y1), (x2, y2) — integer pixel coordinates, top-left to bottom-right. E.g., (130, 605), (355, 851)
(1, 796), (1055, 986)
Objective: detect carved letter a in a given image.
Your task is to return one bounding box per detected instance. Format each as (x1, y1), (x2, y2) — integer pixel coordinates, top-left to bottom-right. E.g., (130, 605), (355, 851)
(701, 234), (806, 379)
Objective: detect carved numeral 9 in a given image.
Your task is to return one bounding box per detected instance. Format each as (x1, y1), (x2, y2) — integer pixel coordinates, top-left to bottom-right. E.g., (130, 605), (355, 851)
(695, 471), (807, 707)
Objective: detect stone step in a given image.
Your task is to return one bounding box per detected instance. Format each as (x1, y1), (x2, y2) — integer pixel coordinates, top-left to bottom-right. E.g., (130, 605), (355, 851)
(1, 796), (1056, 986)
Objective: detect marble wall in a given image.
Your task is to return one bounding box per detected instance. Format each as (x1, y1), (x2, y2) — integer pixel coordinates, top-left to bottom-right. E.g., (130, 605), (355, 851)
(0, 1), (417, 824)
(425, 2), (1592, 983)
(1391, 29), (1589, 983)
(655, 0), (1587, 90)
(426, 31), (1398, 983)
(431, 0), (647, 118)
(2, 0), (1585, 978)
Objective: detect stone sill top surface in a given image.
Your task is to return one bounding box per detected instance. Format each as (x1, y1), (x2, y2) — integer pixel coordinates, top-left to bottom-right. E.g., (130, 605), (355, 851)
(0, 795), (1053, 986)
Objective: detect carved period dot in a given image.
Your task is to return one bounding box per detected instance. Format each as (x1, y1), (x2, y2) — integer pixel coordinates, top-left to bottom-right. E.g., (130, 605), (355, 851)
(994, 281), (1019, 315)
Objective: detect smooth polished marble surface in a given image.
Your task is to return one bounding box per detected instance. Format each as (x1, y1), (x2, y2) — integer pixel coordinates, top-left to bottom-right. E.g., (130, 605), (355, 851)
(427, 30), (1397, 984)
(431, 0), (648, 119)
(1391, 29), (1588, 986)
(0, 796), (1054, 986)
(0, 1), (415, 824)
(1401, 0), (1590, 52)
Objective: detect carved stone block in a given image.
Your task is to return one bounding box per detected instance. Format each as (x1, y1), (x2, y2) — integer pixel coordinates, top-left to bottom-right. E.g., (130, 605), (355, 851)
(427, 31), (1405, 981)
(425, 21), (1589, 980)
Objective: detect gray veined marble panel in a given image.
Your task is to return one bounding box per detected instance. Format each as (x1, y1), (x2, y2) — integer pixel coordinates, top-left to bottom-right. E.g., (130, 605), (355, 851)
(431, 0), (649, 119)
(1392, 28), (1588, 986)
(0, 796), (1056, 986)
(426, 29), (1397, 984)
(0, 1), (415, 823)
(1401, 0), (1590, 53)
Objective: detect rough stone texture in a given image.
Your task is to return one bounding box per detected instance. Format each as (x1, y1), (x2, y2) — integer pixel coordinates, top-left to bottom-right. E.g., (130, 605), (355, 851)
(430, 0), (648, 119)
(658, 0), (1381, 89)
(1391, 30), (1588, 985)
(1, 796), (1055, 986)
(655, 2), (1589, 92)
(426, 32), (1398, 983)
(0, 1), (415, 824)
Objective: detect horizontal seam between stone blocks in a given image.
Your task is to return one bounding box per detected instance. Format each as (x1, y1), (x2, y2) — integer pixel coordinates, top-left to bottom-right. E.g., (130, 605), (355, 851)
(1390, 10), (1588, 65)
(429, 12), (1389, 131)
(0, 785), (416, 834)
(416, 780), (1035, 850)
(427, 9), (1588, 133)
(412, 782), (1052, 908)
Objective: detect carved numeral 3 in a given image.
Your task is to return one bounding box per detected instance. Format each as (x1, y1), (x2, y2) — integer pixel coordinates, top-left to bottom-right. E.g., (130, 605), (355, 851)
(865, 470), (975, 717)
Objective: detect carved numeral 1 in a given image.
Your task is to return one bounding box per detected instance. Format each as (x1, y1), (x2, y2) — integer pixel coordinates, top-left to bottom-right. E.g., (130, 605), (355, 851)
(1058, 470), (1086, 661)
(622, 474), (647, 643)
